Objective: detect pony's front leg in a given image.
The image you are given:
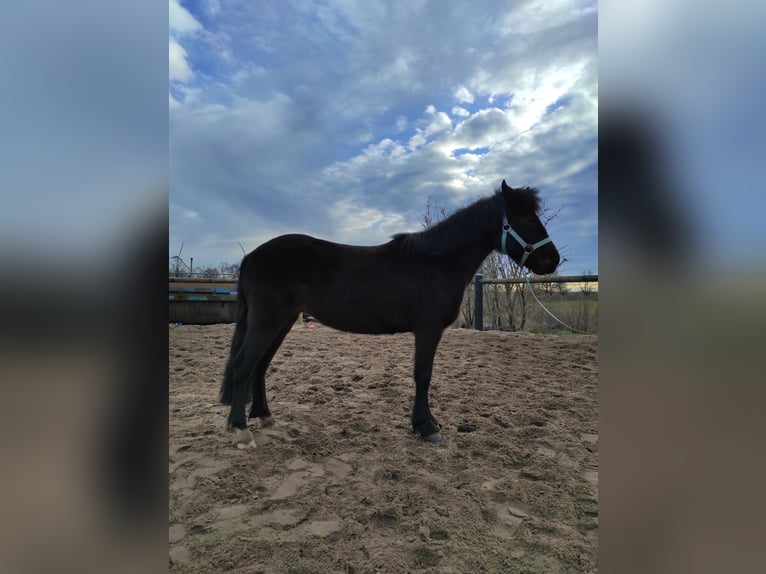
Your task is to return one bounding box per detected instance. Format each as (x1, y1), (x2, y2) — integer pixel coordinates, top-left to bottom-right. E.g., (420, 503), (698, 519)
(411, 329), (444, 443)
(247, 355), (273, 426)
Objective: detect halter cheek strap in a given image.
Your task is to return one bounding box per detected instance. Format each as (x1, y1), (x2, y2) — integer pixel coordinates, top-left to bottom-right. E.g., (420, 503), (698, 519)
(501, 213), (552, 268)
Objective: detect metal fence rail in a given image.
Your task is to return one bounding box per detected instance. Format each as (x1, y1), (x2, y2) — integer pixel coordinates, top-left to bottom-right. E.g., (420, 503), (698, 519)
(169, 274), (598, 331)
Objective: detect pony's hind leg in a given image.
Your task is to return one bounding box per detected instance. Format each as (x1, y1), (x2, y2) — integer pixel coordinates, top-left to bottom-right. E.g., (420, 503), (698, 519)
(248, 313), (298, 425)
(227, 314), (289, 449)
(220, 313), (248, 405)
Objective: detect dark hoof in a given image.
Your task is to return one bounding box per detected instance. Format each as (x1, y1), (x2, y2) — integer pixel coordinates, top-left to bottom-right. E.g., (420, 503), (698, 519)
(260, 415), (275, 428)
(422, 432), (442, 444)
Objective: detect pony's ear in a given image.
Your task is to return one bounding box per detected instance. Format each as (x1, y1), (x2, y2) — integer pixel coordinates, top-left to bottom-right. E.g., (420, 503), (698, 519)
(501, 179), (512, 201)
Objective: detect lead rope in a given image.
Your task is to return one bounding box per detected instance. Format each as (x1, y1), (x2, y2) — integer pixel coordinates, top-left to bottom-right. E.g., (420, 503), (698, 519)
(522, 270), (598, 335)
(501, 212), (596, 335)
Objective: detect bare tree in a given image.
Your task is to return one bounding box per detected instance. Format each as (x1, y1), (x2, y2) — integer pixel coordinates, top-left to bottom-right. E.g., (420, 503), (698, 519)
(198, 266), (220, 278)
(218, 262), (240, 277)
(421, 196), (448, 230)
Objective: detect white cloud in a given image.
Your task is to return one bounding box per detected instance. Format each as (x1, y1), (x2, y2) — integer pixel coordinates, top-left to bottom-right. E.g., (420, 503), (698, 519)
(168, 0), (203, 110)
(170, 1), (597, 272)
(408, 132), (427, 151)
(453, 108), (512, 148)
(169, 37), (193, 83)
(231, 63), (267, 84)
(358, 132), (374, 143)
(500, 0), (596, 36)
(170, 0), (202, 36)
(180, 207), (200, 221)
(454, 85), (474, 103)
(327, 198), (407, 242)
(169, 0), (205, 107)
(499, 61), (589, 135)
(425, 111), (452, 136)
(372, 50), (421, 90)
(203, 0), (222, 19)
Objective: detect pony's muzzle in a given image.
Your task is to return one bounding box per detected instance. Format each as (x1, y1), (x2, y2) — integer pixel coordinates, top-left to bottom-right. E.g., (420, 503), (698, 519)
(531, 248), (560, 275)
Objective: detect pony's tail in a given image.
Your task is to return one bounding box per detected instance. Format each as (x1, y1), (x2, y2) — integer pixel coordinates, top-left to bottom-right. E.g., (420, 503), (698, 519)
(219, 254), (250, 405)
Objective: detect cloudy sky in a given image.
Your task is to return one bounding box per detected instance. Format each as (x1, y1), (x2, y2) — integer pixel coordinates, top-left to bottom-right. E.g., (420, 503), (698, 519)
(170, 0), (598, 275)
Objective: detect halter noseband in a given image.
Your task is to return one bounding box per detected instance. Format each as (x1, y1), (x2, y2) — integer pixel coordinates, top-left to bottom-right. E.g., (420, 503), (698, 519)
(501, 213), (552, 268)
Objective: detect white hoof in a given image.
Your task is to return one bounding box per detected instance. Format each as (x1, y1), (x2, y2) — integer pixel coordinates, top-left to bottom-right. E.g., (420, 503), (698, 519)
(232, 428), (256, 449)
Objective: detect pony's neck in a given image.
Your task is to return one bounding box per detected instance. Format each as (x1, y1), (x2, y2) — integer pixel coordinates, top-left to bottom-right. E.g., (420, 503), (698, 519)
(453, 222), (500, 285)
(435, 193), (503, 283)
(392, 192), (505, 284)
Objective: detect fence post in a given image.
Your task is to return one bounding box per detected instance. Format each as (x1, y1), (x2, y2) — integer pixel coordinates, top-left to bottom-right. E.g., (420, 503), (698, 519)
(474, 274), (483, 331)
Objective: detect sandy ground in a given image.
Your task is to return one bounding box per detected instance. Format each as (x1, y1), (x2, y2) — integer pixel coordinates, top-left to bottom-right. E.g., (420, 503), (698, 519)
(169, 323), (598, 573)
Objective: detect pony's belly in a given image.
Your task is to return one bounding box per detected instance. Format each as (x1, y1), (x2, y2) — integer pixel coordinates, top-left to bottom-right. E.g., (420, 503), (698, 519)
(307, 306), (411, 335)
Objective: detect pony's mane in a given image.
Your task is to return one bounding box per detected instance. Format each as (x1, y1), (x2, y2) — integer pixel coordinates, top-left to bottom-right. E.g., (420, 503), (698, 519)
(390, 186), (542, 256)
(507, 185), (542, 217)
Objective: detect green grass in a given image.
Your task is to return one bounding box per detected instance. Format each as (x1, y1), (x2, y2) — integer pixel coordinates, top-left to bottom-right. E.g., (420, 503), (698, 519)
(542, 299), (598, 314)
(529, 298), (598, 334)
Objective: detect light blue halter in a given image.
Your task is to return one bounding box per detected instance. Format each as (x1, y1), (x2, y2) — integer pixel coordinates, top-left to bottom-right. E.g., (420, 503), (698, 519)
(500, 213), (552, 268)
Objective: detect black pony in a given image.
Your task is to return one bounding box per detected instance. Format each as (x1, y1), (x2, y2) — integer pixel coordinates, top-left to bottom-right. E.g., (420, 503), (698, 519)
(221, 180), (560, 448)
